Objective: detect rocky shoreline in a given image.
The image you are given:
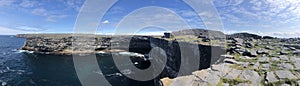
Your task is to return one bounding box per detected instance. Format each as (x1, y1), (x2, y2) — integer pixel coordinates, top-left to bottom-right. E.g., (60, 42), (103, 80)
(16, 29), (300, 86)
(16, 29), (227, 85)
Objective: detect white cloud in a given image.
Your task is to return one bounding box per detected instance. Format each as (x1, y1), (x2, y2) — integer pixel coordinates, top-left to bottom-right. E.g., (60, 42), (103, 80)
(213, 0), (244, 7)
(59, 0), (84, 11)
(101, 20), (110, 24)
(46, 15), (68, 22)
(0, 26), (33, 35)
(15, 26), (44, 31)
(134, 31), (165, 36)
(20, 0), (38, 8)
(31, 8), (48, 16)
(225, 29), (300, 38)
(0, 0), (16, 7)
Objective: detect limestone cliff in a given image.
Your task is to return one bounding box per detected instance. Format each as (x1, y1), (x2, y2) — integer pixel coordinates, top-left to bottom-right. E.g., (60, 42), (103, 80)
(16, 29), (226, 85)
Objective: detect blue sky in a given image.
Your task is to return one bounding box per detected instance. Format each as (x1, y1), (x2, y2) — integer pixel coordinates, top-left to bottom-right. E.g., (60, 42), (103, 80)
(0, 0), (299, 38)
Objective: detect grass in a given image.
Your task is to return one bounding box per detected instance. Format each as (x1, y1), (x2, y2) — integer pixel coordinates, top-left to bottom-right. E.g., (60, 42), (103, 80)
(221, 76), (251, 85)
(269, 63), (280, 71)
(233, 53), (241, 60)
(217, 79), (224, 86)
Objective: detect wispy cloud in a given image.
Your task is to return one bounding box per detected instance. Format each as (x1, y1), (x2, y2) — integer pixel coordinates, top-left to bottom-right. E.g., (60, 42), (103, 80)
(15, 26), (45, 31)
(46, 15), (68, 22)
(20, 0), (39, 8)
(0, 26), (40, 35)
(31, 8), (48, 16)
(0, 0), (16, 7)
(213, 0), (244, 7)
(101, 20), (110, 24)
(59, 0), (84, 11)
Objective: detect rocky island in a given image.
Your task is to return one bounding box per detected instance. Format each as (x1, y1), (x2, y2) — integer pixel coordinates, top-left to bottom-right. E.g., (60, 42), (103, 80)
(16, 29), (300, 86)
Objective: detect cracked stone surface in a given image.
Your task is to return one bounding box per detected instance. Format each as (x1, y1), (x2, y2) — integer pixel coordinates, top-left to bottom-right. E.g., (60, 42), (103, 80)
(162, 38), (300, 86)
(266, 72), (279, 83)
(275, 70), (297, 80)
(279, 63), (294, 70)
(258, 57), (269, 62)
(240, 70), (261, 85)
(224, 69), (242, 79)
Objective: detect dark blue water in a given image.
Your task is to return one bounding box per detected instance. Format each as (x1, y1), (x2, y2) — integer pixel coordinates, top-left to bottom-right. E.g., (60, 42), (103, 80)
(0, 35), (157, 86)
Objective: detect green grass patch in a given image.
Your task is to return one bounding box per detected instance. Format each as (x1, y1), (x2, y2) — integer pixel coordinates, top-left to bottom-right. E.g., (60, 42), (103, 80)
(221, 76), (251, 85)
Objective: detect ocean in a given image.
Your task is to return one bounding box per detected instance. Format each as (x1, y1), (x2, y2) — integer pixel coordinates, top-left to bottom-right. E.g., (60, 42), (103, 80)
(0, 35), (157, 86)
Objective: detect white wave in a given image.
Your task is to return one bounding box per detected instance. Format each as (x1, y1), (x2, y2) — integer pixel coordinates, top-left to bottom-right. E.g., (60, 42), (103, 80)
(118, 52), (144, 58)
(17, 50), (34, 53)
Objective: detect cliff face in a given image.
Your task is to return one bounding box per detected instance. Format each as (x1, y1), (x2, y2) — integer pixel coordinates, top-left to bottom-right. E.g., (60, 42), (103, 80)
(17, 33), (225, 82)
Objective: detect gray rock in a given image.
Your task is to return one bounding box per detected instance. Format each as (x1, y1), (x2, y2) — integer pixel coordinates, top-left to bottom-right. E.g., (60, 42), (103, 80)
(275, 70), (297, 80)
(289, 47), (296, 50)
(224, 59), (239, 64)
(241, 56), (255, 60)
(243, 49), (258, 57)
(292, 50), (300, 54)
(224, 69), (242, 79)
(257, 48), (269, 54)
(297, 81), (300, 86)
(290, 56), (300, 62)
(280, 50), (289, 55)
(238, 62), (249, 68)
(240, 70), (261, 85)
(219, 63), (234, 76)
(294, 61), (300, 69)
(222, 83), (229, 86)
(192, 70), (220, 86)
(251, 62), (260, 69)
(221, 54), (234, 59)
(265, 46), (274, 50)
(261, 64), (270, 70)
(279, 55), (289, 61)
(233, 38), (243, 45)
(245, 42), (253, 48)
(258, 57), (269, 62)
(266, 72), (279, 83)
(250, 50), (258, 57)
(271, 57), (280, 62)
(280, 63), (294, 70)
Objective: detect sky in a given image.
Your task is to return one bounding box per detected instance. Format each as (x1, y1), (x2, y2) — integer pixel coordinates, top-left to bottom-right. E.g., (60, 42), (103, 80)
(0, 0), (299, 38)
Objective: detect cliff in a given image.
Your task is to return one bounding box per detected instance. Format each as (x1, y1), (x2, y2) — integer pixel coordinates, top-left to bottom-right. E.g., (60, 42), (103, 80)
(16, 29), (227, 85)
